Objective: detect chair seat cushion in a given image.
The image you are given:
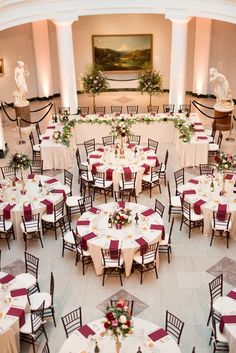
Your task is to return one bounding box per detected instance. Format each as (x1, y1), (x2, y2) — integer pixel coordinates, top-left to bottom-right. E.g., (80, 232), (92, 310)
(171, 196), (182, 207)
(94, 180), (113, 188)
(16, 273), (36, 290)
(64, 185), (71, 195)
(30, 292), (51, 310)
(142, 174), (159, 183)
(133, 253), (155, 265)
(77, 248), (91, 257)
(0, 220), (13, 232)
(41, 213), (61, 223)
(188, 210), (204, 221)
(64, 230), (75, 244)
(81, 173), (93, 182)
(211, 219), (232, 231)
(213, 296), (236, 315)
(20, 221), (39, 233)
(33, 145), (41, 152)
(207, 136), (213, 143)
(159, 233), (170, 246)
(66, 196), (82, 208)
(102, 256), (123, 267)
(20, 312), (42, 334)
(160, 164), (166, 173)
(119, 181), (135, 189)
(208, 143), (219, 152)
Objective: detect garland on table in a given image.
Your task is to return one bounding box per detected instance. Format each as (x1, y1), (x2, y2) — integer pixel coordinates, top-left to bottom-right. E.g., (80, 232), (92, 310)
(9, 153), (31, 171)
(174, 118), (195, 143)
(214, 152), (236, 172)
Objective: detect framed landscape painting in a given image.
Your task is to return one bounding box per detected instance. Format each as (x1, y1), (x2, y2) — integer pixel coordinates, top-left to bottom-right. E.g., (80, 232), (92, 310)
(0, 59), (4, 76)
(92, 34), (153, 72)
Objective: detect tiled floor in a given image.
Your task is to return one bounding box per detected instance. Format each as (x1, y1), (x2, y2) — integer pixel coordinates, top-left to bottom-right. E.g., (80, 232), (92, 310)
(1, 92), (236, 353)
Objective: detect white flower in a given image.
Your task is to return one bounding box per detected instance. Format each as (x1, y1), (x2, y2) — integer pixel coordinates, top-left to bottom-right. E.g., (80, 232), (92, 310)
(119, 315), (127, 324)
(108, 330), (113, 335)
(122, 325), (128, 329)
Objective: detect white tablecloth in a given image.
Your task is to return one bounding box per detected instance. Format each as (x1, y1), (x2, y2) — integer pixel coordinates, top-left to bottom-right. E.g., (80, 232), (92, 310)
(178, 174), (236, 237)
(0, 272), (29, 353)
(0, 175), (66, 239)
(59, 317), (181, 353)
(89, 145), (158, 194)
(77, 202), (163, 277)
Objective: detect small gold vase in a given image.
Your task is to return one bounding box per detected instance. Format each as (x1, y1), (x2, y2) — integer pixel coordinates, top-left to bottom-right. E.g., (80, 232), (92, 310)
(115, 336), (121, 353)
(119, 137), (125, 159)
(220, 171), (226, 196)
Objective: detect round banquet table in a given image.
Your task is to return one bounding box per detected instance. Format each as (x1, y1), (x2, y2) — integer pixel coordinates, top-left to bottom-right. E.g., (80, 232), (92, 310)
(0, 272), (29, 353)
(59, 317), (181, 353)
(76, 202), (164, 277)
(213, 288), (236, 353)
(88, 144), (159, 194)
(0, 174), (68, 239)
(178, 173), (236, 237)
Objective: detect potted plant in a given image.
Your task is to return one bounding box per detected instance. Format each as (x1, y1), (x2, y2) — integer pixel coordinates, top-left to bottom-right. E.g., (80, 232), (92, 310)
(80, 65), (109, 113)
(137, 64), (163, 109)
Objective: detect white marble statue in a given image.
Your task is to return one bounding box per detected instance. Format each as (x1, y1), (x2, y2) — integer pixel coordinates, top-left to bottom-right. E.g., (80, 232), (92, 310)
(13, 60), (30, 107)
(209, 67), (233, 107)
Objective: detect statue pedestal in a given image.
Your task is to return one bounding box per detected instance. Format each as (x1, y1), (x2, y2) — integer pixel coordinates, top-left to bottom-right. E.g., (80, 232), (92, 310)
(213, 103), (234, 131)
(15, 104), (31, 127)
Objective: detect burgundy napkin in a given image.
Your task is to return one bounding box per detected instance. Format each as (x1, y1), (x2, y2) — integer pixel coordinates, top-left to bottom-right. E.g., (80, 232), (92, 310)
(227, 290), (236, 300)
(99, 113), (104, 117)
(14, 177), (20, 182)
(97, 147), (104, 152)
(10, 288), (28, 297)
(123, 167), (132, 181)
(147, 156), (160, 167)
(182, 190), (196, 199)
(194, 122), (203, 126)
(27, 174), (35, 179)
(81, 113), (86, 118)
(109, 240), (119, 259)
(41, 199), (53, 214)
(3, 203), (16, 220)
(78, 324), (95, 338)
(150, 224), (165, 240)
(225, 174), (233, 180)
(43, 136), (50, 140)
(51, 189), (66, 200)
(7, 307), (25, 327)
(194, 199), (206, 215)
(23, 204), (32, 222)
(47, 126), (55, 129)
(135, 237), (148, 255)
(217, 204), (227, 221)
(188, 179), (199, 184)
(141, 164), (150, 174)
(89, 155), (101, 159)
(127, 143), (135, 148)
(220, 315), (236, 333)
(142, 208), (155, 217)
(0, 274), (15, 284)
(198, 136), (208, 140)
(88, 207), (100, 214)
(143, 147), (150, 152)
(117, 201), (125, 209)
(148, 328), (168, 342)
(194, 129), (205, 132)
(115, 112), (120, 116)
(92, 163), (103, 174)
(77, 220), (90, 226)
(106, 168), (114, 181)
(82, 232), (97, 250)
(45, 178), (58, 184)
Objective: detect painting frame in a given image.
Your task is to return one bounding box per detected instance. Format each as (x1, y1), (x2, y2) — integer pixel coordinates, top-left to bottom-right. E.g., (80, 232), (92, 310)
(92, 34), (153, 73)
(0, 59), (4, 77)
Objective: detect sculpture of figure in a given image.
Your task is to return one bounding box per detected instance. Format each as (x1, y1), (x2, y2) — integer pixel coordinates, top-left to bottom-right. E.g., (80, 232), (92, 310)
(209, 67), (233, 106)
(13, 60), (30, 107)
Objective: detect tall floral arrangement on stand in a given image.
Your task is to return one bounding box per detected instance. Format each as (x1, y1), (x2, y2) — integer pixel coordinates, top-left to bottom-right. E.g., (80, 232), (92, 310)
(80, 66), (109, 113)
(111, 117), (132, 157)
(137, 64), (163, 108)
(103, 300), (133, 353)
(9, 153), (31, 193)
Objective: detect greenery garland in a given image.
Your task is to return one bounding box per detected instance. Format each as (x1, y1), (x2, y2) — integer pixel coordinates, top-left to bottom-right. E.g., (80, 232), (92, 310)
(58, 114), (195, 146)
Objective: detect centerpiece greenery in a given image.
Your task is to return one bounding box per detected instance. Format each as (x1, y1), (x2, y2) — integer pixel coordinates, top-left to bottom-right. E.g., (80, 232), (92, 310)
(111, 118), (132, 139)
(9, 153), (31, 172)
(174, 117), (195, 143)
(214, 152), (236, 172)
(53, 131), (62, 143)
(137, 64), (163, 108)
(80, 65), (109, 113)
(112, 208), (132, 227)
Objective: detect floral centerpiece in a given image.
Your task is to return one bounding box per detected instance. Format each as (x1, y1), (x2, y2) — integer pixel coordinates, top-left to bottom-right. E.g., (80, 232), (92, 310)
(214, 152), (236, 172)
(53, 131), (62, 143)
(137, 64), (163, 108)
(111, 118), (132, 139)
(112, 208), (132, 228)
(9, 153), (31, 172)
(80, 65), (109, 113)
(174, 118), (194, 143)
(103, 300), (133, 353)
(59, 115), (69, 124)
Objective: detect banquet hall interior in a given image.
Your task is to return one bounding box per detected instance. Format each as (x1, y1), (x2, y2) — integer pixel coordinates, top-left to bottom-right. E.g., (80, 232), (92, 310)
(1, 1), (236, 353)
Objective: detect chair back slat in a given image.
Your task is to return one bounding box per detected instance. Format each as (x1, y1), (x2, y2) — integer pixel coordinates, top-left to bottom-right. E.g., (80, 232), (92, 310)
(78, 196), (93, 214)
(148, 139), (159, 153)
(31, 300), (44, 333)
(165, 310), (185, 344)
(61, 307), (82, 338)
(127, 135), (141, 145)
(102, 136), (114, 146)
(22, 213), (40, 233)
(209, 274), (223, 304)
(84, 139), (96, 156)
(25, 251), (39, 279)
(30, 160), (43, 175)
(141, 243), (158, 264)
(147, 105), (159, 114)
(163, 104), (175, 113)
(155, 199), (165, 217)
(111, 106), (122, 114)
(1, 166), (16, 179)
(54, 200), (64, 221)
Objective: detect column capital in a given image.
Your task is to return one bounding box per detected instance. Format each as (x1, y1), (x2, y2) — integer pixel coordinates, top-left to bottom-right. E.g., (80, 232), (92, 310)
(52, 12), (78, 26)
(165, 9), (191, 24)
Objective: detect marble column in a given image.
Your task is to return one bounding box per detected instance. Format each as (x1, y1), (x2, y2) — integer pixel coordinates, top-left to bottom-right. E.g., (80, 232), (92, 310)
(166, 13), (191, 110)
(192, 18), (212, 95)
(32, 20), (54, 98)
(53, 16), (78, 114)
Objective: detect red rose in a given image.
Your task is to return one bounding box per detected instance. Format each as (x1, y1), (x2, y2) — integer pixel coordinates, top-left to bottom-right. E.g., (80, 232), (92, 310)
(126, 320), (131, 327)
(116, 303), (123, 309)
(106, 312), (114, 321)
(104, 322), (110, 329)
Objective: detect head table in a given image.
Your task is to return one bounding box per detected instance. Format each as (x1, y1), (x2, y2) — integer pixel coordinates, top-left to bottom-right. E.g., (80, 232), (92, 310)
(88, 144), (159, 194)
(0, 272), (29, 353)
(77, 202), (164, 277)
(59, 317), (181, 353)
(0, 174), (67, 239)
(178, 173), (236, 237)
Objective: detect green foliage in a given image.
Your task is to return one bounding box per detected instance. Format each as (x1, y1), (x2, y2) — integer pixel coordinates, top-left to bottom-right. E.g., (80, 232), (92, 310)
(80, 66), (109, 95)
(9, 153), (31, 171)
(137, 66), (163, 96)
